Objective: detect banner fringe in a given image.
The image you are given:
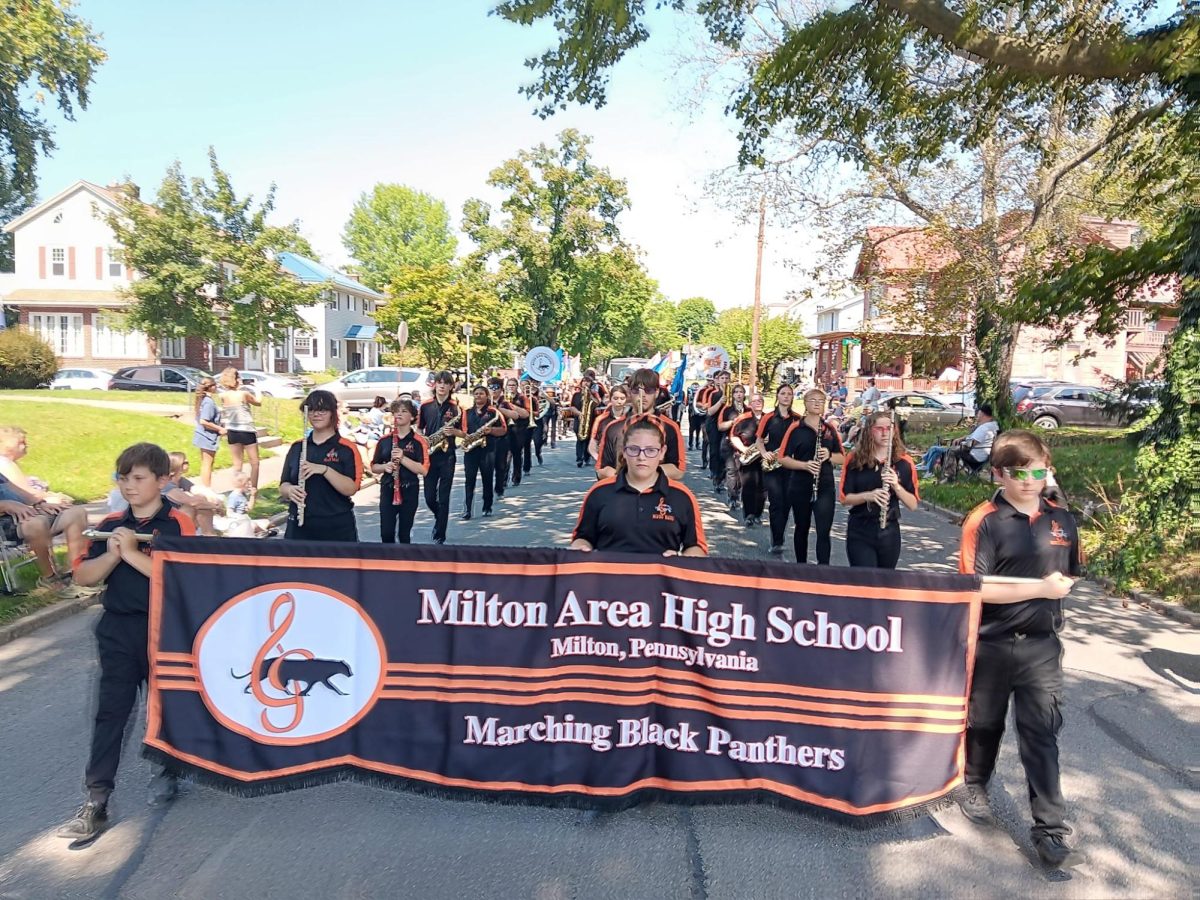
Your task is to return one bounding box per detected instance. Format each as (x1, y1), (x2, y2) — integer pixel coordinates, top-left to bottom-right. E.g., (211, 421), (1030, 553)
(142, 746), (956, 829)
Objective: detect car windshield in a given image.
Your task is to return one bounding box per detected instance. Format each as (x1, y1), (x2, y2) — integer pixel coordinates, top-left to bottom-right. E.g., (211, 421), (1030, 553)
(398, 372), (421, 382)
(179, 366), (212, 380)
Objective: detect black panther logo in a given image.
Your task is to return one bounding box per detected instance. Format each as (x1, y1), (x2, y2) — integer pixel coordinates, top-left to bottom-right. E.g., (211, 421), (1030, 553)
(231, 658), (353, 696)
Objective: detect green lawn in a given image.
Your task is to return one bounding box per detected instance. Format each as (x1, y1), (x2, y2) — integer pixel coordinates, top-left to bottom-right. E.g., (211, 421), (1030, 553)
(0, 547), (73, 626)
(4, 389), (189, 405)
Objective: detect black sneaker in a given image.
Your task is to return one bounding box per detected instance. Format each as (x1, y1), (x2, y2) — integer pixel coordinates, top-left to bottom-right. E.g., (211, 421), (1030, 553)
(767, 545), (784, 556)
(459, 512), (472, 521)
(956, 783), (996, 825)
(1033, 832), (1073, 867)
(57, 801), (108, 841)
(482, 509), (493, 518)
(433, 537), (445, 545)
(147, 771), (179, 807)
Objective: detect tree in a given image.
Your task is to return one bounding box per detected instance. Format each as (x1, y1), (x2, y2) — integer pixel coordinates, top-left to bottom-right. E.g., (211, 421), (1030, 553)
(703, 307), (805, 389)
(342, 184), (457, 293)
(641, 297), (680, 355)
(1, 0), (106, 199)
(107, 150), (325, 351)
(0, 167), (34, 271)
(462, 129), (634, 357)
(675, 296), (717, 343)
(572, 248), (660, 363)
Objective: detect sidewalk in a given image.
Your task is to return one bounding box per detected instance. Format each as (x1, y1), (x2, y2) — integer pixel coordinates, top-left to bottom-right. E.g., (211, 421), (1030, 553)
(2, 394), (186, 418)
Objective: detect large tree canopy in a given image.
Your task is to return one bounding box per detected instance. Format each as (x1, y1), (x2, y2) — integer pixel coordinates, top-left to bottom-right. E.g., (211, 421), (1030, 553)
(341, 184), (457, 293)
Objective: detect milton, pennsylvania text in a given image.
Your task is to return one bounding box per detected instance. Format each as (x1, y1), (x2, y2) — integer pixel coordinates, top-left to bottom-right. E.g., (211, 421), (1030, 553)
(416, 587), (905, 672)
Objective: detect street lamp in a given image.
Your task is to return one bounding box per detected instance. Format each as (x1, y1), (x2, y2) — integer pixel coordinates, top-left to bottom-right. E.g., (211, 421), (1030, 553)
(736, 343), (745, 384)
(462, 322), (474, 388)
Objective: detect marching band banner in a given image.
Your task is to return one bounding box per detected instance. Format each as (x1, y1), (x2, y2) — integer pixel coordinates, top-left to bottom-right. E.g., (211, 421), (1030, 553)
(146, 538), (980, 819)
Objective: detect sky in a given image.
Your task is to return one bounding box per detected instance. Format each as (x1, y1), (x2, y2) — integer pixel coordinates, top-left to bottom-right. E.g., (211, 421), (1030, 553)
(31, 0), (824, 312)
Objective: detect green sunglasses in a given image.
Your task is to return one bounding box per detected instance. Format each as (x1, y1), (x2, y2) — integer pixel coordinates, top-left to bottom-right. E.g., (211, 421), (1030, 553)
(1004, 467), (1049, 481)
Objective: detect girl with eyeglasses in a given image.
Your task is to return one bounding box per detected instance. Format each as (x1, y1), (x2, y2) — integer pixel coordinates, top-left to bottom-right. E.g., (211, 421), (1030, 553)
(838, 411), (919, 568)
(570, 418), (708, 557)
(280, 390), (364, 542)
(780, 388), (845, 564)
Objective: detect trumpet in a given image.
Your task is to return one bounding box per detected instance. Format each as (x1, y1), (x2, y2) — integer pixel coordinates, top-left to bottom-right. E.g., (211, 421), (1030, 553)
(722, 382), (733, 407)
(462, 410), (503, 452)
(762, 454), (783, 472)
(654, 397), (673, 414)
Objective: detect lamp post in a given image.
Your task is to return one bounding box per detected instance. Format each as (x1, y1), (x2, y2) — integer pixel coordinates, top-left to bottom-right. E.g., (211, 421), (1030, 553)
(462, 322), (473, 388)
(736, 342), (745, 384)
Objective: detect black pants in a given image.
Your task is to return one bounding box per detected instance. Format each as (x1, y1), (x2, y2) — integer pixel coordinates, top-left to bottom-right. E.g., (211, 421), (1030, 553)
(494, 439), (511, 492)
(533, 420), (546, 461)
(86, 612), (151, 804)
(707, 420), (724, 482)
(284, 511), (358, 542)
(966, 633), (1067, 838)
(688, 413), (705, 450)
(575, 438), (590, 466)
(423, 453), (455, 542)
(764, 469), (790, 548)
(845, 519), (901, 569)
(740, 464), (765, 518)
(518, 427), (533, 474)
(507, 430), (524, 485)
(463, 449), (494, 513)
(380, 482), (419, 543)
(790, 479), (836, 564)
(724, 448), (742, 502)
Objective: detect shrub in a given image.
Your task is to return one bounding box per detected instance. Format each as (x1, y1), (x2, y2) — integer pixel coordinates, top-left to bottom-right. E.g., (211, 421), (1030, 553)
(0, 328), (58, 388)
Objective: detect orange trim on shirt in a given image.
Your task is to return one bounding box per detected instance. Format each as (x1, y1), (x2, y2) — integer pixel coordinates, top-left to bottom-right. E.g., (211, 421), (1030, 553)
(571, 477), (617, 541)
(337, 436), (364, 487)
(959, 501), (997, 574)
(669, 479), (708, 554)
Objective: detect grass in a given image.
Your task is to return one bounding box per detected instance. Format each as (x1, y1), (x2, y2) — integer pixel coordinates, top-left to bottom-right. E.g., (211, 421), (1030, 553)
(0, 547), (74, 626)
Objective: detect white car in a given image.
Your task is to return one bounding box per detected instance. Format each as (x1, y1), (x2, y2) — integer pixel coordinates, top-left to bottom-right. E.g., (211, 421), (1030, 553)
(238, 370), (307, 400)
(49, 367), (114, 390)
(324, 367), (434, 409)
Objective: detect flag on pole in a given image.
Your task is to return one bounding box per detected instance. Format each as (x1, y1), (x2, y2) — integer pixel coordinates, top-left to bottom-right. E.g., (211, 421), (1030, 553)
(670, 353), (687, 400)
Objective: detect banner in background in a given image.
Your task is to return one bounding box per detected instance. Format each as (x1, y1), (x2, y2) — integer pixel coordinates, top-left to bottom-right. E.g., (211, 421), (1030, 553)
(146, 539), (979, 818)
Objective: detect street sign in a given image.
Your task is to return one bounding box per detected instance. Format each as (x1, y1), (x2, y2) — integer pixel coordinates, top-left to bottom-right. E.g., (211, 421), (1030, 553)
(396, 321), (409, 350)
(462, 322), (474, 337)
(523, 345), (561, 383)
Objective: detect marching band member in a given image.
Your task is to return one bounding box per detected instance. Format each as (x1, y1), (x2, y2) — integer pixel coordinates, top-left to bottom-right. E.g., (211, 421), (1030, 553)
(694, 375), (715, 467)
(570, 417), (707, 557)
(563, 373), (600, 468)
(419, 370), (463, 545)
(718, 383), (747, 512)
(754, 384), (800, 555)
(502, 377), (532, 486)
(280, 390), (363, 542)
(460, 385), (507, 520)
(490, 380), (515, 496)
(370, 399), (430, 544)
(703, 370), (732, 490)
(604, 368), (686, 480)
(729, 393), (766, 526)
(780, 388), (845, 565)
(839, 411), (919, 569)
(686, 381), (705, 452)
(589, 384), (631, 478)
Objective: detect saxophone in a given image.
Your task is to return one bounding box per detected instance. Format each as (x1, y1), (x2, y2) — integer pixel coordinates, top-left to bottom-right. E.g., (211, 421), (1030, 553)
(462, 410), (503, 452)
(738, 446), (762, 465)
(426, 406), (459, 454)
(578, 389), (597, 440)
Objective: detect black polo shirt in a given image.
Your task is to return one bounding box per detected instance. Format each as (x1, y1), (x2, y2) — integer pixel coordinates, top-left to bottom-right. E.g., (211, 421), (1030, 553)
(719, 402), (745, 431)
(781, 418), (844, 490)
(730, 412), (761, 454)
(573, 470), (707, 555)
(282, 432), (363, 520)
(594, 413), (630, 472)
(508, 394), (532, 431)
(960, 491), (1082, 637)
(371, 429), (430, 498)
(756, 409), (799, 452)
(460, 405), (506, 452)
(419, 398), (460, 453)
(838, 452), (919, 525)
(77, 498), (195, 615)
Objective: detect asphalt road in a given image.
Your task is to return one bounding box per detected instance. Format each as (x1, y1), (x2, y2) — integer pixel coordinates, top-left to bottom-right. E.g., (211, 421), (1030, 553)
(1, 436), (1196, 899)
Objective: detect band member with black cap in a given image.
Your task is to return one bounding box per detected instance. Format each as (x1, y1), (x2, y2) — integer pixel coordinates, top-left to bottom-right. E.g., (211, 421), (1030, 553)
(280, 389), (363, 542)
(754, 383), (800, 555)
(595, 368), (686, 480)
(570, 417), (707, 557)
(502, 376), (532, 486)
(730, 393), (766, 526)
(371, 399), (430, 544)
(838, 411), (919, 568)
(490, 379), (514, 496)
(703, 369), (731, 489)
(780, 388), (845, 564)
(718, 383), (747, 511)
(956, 430), (1080, 869)
(419, 370), (463, 544)
(460, 385), (507, 520)
(562, 374), (600, 467)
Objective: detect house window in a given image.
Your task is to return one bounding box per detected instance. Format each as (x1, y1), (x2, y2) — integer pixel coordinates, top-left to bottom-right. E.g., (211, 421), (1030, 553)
(867, 281), (885, 319)
(92, 314), (147, 358)
(216, 333), (239, 358)
(29, 313), (83, 356)
(51, 248), (66, 276)
(1126, 308), (1145, 329)
(348, 296), (357, 313)
(329, 340), (341, 359)
(293, 334), (313, 355)
(107, 248), (124, 277)
(160, 336), (186, 359)
(274, 341), (288, 360)
(325, 291), (337, 311)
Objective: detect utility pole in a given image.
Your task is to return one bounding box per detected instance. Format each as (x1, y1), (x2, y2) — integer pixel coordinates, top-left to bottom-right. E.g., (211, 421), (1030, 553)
(750, 189), (766, 390)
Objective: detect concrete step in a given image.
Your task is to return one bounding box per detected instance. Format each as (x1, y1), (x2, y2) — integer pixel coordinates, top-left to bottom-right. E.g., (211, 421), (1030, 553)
(258, 434), (282, 450)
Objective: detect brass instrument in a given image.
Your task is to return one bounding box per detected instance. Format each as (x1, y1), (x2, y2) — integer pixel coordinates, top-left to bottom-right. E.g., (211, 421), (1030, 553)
(654, 397), (673, 414)
(762, 454), (783, 472)
(738, 446), (761, 466)
(879, 407), (897, 528)
(722, 382), (733, 407)
(462, 410), (503, 452)
(577, 388), (598, 440)
(426, 406), (460, 454)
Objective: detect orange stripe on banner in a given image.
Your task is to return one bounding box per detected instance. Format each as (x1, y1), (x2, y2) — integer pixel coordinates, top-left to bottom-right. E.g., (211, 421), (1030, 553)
(158, 682), (202, 692)
(374, 687), (962, 733)
(143, 736), (963, 816)
(156, 653), (195, 664)
(380, 675), (964, 721)
(151, 551), (977, 605)
(382, 663), (966, 708)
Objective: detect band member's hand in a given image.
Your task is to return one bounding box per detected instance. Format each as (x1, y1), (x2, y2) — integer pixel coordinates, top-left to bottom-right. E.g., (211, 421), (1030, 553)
(881, 468), (899, 488)
(662, 550), (679, 557)
(288, 484), (306, 505)
(816, 447), (830, 463)
(387, 461), (399, 474)
(806, 460), (821, 475)
(1040, 572), (1075, 599)
(391, 447), (403, 462)
(299, 460), (327, 480)
(763, 450), (777, 463)
(871, 487), (890, 507)
(112, 526), (139, 556)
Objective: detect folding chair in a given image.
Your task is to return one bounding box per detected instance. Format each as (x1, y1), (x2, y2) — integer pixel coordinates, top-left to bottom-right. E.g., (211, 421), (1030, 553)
(0, 523), (38, 594)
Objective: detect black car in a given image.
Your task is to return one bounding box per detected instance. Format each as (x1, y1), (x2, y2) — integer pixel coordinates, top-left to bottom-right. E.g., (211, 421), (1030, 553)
(110, 364), (212, 392)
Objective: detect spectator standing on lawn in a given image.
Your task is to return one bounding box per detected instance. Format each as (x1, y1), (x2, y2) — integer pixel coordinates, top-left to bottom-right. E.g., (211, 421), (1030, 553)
(217, 367), (261, 491)
(192, 377), (225, 487)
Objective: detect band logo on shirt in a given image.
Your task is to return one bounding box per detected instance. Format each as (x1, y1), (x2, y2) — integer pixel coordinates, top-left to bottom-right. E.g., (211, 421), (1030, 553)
(1048, 522), (1070, 547)
(652, 498), (675, 522)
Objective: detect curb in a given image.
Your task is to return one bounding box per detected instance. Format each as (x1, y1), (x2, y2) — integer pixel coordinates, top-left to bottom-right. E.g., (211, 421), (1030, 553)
(0, 595), (99, 647)
(919, 501), (1199, 629)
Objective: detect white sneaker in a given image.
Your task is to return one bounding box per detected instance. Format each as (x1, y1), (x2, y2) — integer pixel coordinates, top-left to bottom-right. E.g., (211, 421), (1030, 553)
(36, 576), (97, 599)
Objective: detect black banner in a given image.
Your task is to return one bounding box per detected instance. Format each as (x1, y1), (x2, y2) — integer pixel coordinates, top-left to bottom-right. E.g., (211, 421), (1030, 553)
(147, 538), (980, 818)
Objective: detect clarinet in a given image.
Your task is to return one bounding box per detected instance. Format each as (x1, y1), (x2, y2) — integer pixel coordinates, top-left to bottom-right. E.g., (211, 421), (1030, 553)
(392, 419), (402, 506)
(812, 417), (826, 502)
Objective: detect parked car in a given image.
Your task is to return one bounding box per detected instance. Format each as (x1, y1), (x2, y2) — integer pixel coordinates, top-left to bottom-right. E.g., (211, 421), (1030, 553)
(1016, 383), (1117, 428)
(323, 367), (433, 409)
(878, 392), (967, 428)
(238, 370), (306, 400)
(49, 367), (115, 390)
(109, 364), (212, 392)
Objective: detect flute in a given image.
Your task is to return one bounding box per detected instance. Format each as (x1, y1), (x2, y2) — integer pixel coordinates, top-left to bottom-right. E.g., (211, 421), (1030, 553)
(84, 529), (154, 542)
(879, 407), (897, 529)
(391, 419), (402, 506)
(297, 404), (309, 527)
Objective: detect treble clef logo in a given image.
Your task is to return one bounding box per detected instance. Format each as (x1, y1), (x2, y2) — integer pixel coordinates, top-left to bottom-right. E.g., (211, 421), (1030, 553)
(250, 592), (314, 734)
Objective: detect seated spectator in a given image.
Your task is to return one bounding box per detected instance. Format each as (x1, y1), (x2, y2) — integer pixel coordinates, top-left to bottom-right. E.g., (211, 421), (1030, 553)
(162, 452), (222, 535)
(216, 471), (269, 537)
(951, 403), (998, 473)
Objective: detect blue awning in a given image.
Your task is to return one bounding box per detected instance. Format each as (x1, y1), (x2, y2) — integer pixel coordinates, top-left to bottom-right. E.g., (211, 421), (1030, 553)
(344, 325), (378, 340)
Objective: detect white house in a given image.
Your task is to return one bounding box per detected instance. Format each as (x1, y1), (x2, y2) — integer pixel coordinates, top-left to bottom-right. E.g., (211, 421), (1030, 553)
(275, 253), (383, 374)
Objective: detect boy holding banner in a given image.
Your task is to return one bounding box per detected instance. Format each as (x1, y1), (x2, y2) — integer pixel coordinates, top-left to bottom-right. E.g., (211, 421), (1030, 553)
(957, 430), (1080, 868)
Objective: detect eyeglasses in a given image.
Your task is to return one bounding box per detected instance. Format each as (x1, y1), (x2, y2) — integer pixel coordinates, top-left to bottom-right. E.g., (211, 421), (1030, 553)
(623, 445), (662, 459)
(1004, 467), (1049, 481)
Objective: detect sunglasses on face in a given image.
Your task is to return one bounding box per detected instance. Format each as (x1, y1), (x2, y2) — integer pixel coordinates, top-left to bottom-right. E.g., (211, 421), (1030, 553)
(1004, 467), (1049, 481)
(623, 445), (662, 459)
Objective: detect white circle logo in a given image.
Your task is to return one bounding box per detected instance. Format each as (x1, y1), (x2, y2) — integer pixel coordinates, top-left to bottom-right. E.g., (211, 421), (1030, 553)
(193, 583), (386, 745)
(523, 346), (561, 383)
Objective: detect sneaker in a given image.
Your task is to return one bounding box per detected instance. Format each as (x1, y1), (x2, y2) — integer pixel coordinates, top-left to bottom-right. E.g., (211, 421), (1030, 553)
(956, 783), (996, 825)
(37, 576), (96, 599)
(767, 545), (784, 556)
(1033, 832), (1073, 867)
(56, 801), (108, 841)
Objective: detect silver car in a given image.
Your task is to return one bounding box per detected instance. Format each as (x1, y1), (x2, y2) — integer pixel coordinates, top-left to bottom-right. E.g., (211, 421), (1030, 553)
(880, 392), (969, 428)
(323, 367), (432, 409)
(238, 370), (306, 400)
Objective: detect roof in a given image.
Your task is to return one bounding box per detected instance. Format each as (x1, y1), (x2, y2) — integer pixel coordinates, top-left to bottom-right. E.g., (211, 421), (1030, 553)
(344, 324), (378, 340)
(277, 252), (385, 299)
(853, 227), (958, 278)
(2, 180), (131, 234)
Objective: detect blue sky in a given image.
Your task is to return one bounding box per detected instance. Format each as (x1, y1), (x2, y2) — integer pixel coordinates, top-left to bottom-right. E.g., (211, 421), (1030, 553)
(33, 0), (814, 309)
